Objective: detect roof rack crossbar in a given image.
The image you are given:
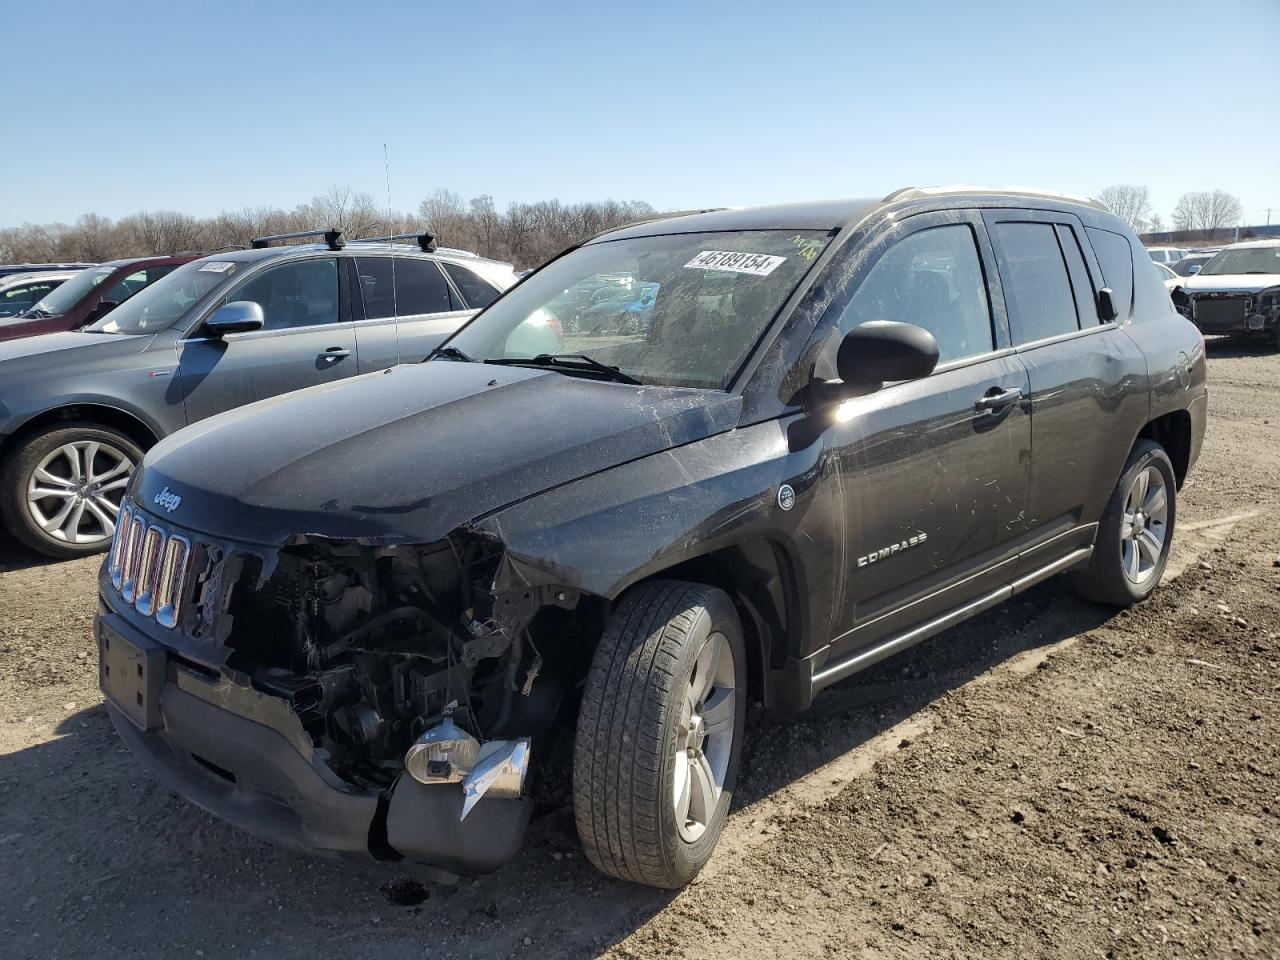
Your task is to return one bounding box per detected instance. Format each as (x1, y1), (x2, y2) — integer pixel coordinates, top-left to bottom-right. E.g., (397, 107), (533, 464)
(250, 228), (344, 251)
(350, 231), (437, 252)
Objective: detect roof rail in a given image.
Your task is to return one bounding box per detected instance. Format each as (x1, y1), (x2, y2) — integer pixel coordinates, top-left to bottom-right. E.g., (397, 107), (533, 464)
(351, 231), (437, 253)
(251, 228), (344, 251)
(883, 185), (1107, 212)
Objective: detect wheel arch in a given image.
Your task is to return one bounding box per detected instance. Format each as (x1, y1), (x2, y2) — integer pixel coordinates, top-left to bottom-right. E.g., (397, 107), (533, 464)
(615, 538), (801, 711)
(1137, 409), (1192, 488)
(0, 403), (161, 464)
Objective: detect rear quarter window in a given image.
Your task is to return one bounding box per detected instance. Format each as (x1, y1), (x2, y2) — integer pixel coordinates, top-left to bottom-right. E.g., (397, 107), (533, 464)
(1085, 227), (1135, 321)
(441, 261), (500, 309)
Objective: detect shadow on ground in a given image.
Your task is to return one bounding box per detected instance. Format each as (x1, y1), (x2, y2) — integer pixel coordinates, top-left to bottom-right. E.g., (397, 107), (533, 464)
(0, 535), (59, 573)
(0, 577), (1114, 959)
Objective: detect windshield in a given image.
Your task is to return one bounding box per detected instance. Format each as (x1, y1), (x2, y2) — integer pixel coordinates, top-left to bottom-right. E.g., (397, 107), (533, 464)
(445, 230), (830, 389)
(1198, 246), (1280, 277)
(26, 266), (113, 316)
(89, 259), (239, 334)
(1173, 256), (1209, 276)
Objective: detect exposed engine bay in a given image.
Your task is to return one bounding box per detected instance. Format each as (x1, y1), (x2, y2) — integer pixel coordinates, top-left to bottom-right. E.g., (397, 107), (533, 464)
(202, 533), (570, 808)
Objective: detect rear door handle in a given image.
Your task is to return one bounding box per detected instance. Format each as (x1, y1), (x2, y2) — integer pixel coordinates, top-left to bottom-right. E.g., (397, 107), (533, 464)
(975, 386), (1023, 412)
(320, 347), (351, 362)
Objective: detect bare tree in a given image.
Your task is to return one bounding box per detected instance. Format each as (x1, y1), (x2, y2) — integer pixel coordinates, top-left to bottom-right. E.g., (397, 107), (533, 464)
(0, 188), (660, 269)
(303, 186), (383, 239)
(1098, 185), (1152, 230)
(1172, 190), (1243, 233)
(1148, 213), (1165, 234)
(120, 211), (205, 254)
(468, 195), (501, 259)
(418, 189), (473, 248)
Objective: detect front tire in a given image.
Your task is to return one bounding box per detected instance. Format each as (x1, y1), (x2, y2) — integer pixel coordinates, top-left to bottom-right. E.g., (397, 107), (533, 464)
(0, 423), (141, 560)
(1072, 439), (1176, 606)
(574, 580), (746, 888)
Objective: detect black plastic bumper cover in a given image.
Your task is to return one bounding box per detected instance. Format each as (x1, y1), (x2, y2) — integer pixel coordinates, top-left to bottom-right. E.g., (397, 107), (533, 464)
(108, 686), (380, 857)
(101, 612), (534, 873)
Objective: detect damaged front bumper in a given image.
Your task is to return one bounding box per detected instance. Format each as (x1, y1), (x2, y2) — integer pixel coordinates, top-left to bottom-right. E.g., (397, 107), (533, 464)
(98, 609), (533, 874)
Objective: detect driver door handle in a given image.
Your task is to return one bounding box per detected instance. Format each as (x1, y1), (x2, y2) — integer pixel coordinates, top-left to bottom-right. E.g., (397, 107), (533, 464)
(320, 346), (351, 362)
(975, 386), (1023, 412)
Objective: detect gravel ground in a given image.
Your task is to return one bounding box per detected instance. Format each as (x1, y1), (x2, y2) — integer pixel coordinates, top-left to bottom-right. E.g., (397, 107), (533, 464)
(1, 341), (1276, 959)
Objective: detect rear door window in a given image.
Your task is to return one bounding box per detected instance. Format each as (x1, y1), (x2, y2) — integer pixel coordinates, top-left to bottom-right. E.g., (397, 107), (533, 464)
(355, 257), (396, 320)
(833, 223), (995, 365)
(441, 261), (500, 309)
(393, 259), (452, 315)
(1085, 227), (1135, 320)
(1056, 225), (1099, 325)
(990, 222), (1080, 344)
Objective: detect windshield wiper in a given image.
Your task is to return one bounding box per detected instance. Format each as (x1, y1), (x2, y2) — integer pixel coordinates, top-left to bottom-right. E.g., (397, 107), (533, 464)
(485, 353), (642, 385)
(426, 344), (474, 362)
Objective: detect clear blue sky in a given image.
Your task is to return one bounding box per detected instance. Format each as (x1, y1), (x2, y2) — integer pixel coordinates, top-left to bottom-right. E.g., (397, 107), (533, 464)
(4, 0), (1277, 228)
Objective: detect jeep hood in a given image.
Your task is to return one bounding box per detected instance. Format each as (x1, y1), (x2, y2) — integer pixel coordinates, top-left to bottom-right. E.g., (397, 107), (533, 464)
(1182, 274), (1280, 295)
(132, 360), (743, 545)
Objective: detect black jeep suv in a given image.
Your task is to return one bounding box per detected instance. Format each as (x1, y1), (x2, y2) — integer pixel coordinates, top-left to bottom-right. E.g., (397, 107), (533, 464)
(97, 187), (1206, 888)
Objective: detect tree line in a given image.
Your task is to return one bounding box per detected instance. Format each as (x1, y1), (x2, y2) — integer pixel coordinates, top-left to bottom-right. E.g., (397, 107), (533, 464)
(1097, 184), (1246, 236)
(0, 187), (657, 270)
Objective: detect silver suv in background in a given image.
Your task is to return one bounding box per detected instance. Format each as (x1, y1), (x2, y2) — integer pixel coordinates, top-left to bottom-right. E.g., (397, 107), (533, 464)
(0, 230), (518, 558)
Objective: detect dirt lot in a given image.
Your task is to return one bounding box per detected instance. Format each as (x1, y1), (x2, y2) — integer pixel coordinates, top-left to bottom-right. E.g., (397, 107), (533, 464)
(1, 342), (1276, 960)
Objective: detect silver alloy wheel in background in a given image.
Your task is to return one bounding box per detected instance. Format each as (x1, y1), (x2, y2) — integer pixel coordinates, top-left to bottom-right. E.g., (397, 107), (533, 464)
(1120, 465), (1169, 584)
(25, 440), (134, 545)
(672, 631), (736, 843)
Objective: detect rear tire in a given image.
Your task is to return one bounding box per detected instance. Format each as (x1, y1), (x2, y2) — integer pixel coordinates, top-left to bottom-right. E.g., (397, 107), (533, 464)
(573, 580), (746, 888)
(1071, 439), (1176, 607)
(0, 423), (141, 560)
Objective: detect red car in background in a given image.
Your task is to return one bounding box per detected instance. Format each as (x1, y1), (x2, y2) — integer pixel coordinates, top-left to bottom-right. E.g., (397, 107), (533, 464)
(0, 255), (197, 341)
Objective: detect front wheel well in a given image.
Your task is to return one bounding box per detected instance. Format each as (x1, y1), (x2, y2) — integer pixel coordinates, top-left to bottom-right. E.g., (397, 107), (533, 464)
(634, 542), (796, 709)
(1, 405), (160, 462)
(1138, 410), (1191, 488)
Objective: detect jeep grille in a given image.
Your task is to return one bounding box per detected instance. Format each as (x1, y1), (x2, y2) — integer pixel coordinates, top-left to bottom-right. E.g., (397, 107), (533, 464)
(108, 503), (192, 629)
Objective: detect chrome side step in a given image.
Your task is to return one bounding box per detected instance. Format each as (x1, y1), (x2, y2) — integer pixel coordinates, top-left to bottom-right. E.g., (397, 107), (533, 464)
(811, 546), (1092, 693)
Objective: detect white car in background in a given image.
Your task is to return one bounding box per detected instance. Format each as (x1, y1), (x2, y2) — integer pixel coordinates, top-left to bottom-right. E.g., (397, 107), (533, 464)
(1176, 239), (1280, 345)
(1153, 261), (1180, 291)
(1146, 246), (1187, 265)
(0, 271), (78, 318)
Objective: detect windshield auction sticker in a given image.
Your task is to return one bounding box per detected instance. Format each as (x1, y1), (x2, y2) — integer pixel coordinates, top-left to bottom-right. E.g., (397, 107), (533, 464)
(198, 261), (236, 273)
(684, 251), (786, 276)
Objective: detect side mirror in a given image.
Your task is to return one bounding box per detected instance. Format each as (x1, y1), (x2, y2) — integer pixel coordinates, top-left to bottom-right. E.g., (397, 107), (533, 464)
(1188, 264), (1201, 275)
(811, 321), (939, 406)
(205, 300), (264, 337)
(1097, 287), (1119, 323)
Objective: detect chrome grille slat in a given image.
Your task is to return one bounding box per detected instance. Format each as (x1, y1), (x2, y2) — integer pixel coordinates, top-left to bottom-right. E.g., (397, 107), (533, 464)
(119, 514), (147, 604)
(109, 504), (132, 589)
(134, 525), (166, 616)
(155, 535), (191, 629)
(109, 499), (196, 630)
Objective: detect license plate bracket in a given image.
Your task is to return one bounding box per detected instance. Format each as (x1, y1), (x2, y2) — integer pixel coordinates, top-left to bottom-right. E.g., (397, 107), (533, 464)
(98, 621), (165, 731)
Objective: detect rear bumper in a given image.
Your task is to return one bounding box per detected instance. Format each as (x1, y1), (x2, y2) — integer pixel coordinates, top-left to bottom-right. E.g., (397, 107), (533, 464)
(97, 609), (533, 874)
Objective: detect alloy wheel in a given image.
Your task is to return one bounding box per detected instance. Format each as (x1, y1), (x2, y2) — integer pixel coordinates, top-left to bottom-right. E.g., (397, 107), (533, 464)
(672, 631), (736, 843)
(1119, 465), (1168, 584)
(25, 440), (134, 546)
